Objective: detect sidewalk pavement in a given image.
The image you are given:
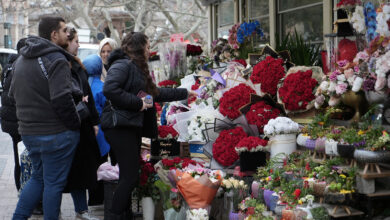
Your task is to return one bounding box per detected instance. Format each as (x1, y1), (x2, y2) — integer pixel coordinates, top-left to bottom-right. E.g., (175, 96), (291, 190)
(0, 131), (104, 220)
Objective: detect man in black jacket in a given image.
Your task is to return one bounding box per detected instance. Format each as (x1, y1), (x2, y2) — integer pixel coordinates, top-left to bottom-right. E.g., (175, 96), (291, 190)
(9, 16), (80, 220)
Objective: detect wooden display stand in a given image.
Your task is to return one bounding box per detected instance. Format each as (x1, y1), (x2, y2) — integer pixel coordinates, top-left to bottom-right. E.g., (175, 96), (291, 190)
(328, 205), (364, 218)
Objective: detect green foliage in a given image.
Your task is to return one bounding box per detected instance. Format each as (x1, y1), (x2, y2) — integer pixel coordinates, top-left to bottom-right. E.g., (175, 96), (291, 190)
(310, 206), (330, 220)
(275, 30), (321, 66)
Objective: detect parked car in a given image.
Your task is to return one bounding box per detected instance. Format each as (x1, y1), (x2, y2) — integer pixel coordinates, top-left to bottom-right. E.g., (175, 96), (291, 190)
(0, 48), (17, 94)
(78, 43), (99, 61)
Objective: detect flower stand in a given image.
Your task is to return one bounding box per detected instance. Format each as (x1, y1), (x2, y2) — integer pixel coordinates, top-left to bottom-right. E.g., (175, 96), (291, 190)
(141, 197), (155, 220)
(239, 151), (267, 172)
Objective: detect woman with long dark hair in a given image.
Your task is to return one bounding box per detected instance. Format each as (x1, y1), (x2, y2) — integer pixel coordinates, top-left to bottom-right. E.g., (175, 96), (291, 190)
(103, 32), (196, 219)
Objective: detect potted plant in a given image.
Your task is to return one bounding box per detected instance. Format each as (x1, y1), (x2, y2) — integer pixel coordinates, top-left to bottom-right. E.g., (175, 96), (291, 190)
(235, 136), (269, 171)
(337, 128), (364, 158)
(264, 117), (300, 158)
(354, 128), (390, 163)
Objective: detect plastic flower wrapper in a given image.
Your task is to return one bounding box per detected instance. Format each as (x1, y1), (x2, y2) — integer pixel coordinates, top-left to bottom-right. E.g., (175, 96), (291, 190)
(165, 102), (190, 126)
(159, 42), (187, 78)
(264, 117), (300, 137)
(187, 106), (224, 143)
(173, 167), (224, 209)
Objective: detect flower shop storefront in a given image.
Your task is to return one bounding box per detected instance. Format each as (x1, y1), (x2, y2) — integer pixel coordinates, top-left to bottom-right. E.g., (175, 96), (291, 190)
(98, 1), (390, 219)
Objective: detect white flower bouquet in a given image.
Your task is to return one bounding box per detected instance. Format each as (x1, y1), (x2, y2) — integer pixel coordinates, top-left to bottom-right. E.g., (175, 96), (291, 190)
(264, 117), (300, 137)
(186, 208), (209, 220)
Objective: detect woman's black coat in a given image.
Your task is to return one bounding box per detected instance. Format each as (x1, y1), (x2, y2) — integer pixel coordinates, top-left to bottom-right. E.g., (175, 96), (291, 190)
(64, 57), (102, 192)
(103, 49), (188, 138)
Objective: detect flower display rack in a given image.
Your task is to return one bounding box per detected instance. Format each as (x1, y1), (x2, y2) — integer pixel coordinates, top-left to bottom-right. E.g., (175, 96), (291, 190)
(359, 164), (390, 177)
(328, 205), (364, 218)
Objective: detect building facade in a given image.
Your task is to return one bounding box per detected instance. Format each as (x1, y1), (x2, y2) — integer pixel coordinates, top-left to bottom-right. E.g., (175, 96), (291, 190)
(206, 0), (335, 48)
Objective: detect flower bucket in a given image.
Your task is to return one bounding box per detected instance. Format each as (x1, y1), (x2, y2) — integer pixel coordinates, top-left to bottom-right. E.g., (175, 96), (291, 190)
(229, 212), (246, 220)
(251, 181), (260, 199)
(337, 144), (355, 158)
(305, 139), (316, 151)
(239, 151), (267, 172)
(269, 194), (279, 212)
(141, 197), (155, 220)
(263, 189), (275, 208)
(353, 150), (390, 163)
(325, 139), (338, 156)
(297, 133), (310, 147)
(269, 134), (297, 158)
(315, 137), (326, 153)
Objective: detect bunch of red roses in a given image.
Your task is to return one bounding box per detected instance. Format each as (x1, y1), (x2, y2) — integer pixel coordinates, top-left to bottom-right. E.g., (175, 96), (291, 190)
(161, 157), (200, 170)
(158, 80), (178, 88)
(336, 0), (361, 8)
(186, 44), (203, 56)
(188, 80), (201, 105)
(278, 70), (318, 112)
(212, 127), (247, 166)
(219, 83), (255, 119)
(235, 136), (268, 154)
(158, 125), (179, 139)
(140, 161), (156, 186)
(245, 101), (280, 133)
(250, 56), (285, 96)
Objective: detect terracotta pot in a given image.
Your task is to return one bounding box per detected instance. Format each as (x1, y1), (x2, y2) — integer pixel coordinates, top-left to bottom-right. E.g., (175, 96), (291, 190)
(353, 150), (390, 163)
(337, 144), (355, 158)
(282, 209), (296, 220)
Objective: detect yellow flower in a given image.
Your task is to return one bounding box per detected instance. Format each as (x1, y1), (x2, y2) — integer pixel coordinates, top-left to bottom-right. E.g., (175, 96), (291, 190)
(340, 189), (352, 194)
(298, 200), (303, 205)
(358, 130), (365, 135)
(318, 122), (325, 126)
(339, 174), (346, 179)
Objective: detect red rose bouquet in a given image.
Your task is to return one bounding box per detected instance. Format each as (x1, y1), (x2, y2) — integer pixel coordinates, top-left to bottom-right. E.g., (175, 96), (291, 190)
(187, 44), (203, 56)
(212, 127), (247, 166)
(250, 56), (285, 96)
(158, 80), (178, 88)
(235, 136), (268, 154)
(136, 160), (159, 200)
(158, 125), (179, 140)
(245, 101), (280, 133)
(219, 83), (255, 119)
(278, 70), (318, 112)
(161, 157), (200, 170)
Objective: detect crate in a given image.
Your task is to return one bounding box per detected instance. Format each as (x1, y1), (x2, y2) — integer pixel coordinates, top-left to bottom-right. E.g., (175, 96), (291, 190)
(103, 180), (142, 219)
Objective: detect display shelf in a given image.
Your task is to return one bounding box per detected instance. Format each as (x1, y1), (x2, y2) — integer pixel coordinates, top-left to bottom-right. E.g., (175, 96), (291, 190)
(365, 190), (390, 198)
(327, 205), (364, 218)
(359, 169), (390, 179)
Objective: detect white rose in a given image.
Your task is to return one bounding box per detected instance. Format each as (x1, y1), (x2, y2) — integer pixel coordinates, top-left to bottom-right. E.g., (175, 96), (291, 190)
(319, 81), (329, 91)
(328, 82), (336, 92)
(352, 77), (363, 92)
(336, 74), (346, 82)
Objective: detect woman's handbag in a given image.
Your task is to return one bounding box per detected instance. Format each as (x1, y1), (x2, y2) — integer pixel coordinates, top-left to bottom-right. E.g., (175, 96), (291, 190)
(100, 101), (143, 130)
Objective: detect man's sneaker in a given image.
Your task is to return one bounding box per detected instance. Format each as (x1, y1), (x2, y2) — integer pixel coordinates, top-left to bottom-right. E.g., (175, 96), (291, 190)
(76, 211), (100, 220)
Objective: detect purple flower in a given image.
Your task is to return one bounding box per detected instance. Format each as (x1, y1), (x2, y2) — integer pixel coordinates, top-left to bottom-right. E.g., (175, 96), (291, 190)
(337, 60), (348, 68)
(363, 77), (375, 91)
(329, 71), (339, 81)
